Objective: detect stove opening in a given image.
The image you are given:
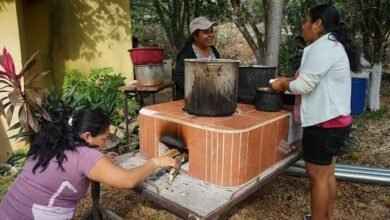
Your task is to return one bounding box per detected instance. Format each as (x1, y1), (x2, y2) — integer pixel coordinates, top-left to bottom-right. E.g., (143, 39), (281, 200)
(159, 135), (189, 171)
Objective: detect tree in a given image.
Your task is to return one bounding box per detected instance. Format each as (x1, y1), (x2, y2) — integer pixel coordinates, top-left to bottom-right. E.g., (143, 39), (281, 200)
(131, 0), (226, 56)
(280, 0), (332, 75)
(227, 0), (285, 65)
(345, 0), (390, 111)
(265, 0), (285, 66)
(132, 0), (287, 65)
(151, 0), (191, 56)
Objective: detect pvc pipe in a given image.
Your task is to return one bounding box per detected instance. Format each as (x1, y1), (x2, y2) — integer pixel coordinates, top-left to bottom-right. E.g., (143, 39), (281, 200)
(285, 166), (390, 185)
(293, 161), (390, 177)
(295, 160), (390, 174)
(333, 167), (390, 177)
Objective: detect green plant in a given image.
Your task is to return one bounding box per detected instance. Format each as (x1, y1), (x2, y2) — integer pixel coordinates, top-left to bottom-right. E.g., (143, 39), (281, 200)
(353, 107), (388, 130)
(0, 175), (15, 200)
(0, 147), (27, 177)
(62, 67), (139, 127)
(278, 36), (297, 77)
(41, 86), (76, 120)
(0, 47), (51, 140)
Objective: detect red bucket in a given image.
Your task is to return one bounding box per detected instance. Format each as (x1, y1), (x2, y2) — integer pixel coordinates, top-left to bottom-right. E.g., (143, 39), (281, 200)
(128, 48), (164, 65)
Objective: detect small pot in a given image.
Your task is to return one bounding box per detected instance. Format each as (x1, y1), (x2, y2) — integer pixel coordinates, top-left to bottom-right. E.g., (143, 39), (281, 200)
(255, 87), (283, 112)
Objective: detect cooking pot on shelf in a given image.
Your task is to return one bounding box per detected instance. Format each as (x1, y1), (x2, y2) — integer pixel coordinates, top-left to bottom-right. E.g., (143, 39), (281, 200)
(184, 59), (240, 116)
(255, 87), (283, 112)
(134, 64), (164, 86)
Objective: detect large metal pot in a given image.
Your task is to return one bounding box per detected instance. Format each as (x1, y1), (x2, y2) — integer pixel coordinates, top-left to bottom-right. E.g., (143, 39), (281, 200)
(134, 64), (164, 86)
(184, 59), (240, 116)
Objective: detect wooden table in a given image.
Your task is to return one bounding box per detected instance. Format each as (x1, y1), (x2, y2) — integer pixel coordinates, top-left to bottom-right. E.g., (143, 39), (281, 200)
(118, 81), (175, 145)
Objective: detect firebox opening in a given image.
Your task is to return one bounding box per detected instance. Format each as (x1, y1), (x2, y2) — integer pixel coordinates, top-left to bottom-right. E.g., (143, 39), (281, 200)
(159, 135), (189, 171)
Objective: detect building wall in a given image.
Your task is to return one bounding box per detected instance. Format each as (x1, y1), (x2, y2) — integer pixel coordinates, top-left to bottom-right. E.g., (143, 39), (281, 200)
(0, 0), (26, 161)
(22, 0), (54, 89)
(52, 0), (133, 87)
(0, 0), (133, 162)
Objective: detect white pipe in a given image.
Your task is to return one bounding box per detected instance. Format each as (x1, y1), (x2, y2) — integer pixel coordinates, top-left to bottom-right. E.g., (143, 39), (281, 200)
(285, 166), (390, 185)
(334, 167), (390, 177)
(293, 161), (390, 177)
(295, 160), (390, 174)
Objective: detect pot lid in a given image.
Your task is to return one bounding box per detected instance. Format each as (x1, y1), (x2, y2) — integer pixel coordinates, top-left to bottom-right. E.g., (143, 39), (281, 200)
(239, 64), (277, 68)
(184, 58), (240, 63)
(256, 86), (283, 93)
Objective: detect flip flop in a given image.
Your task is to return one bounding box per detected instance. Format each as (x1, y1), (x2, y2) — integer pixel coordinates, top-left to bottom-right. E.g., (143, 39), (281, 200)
(303, 214), (311, 220)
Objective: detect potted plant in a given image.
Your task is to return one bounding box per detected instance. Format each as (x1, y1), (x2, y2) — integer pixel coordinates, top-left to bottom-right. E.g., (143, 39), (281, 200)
(0, 47), (51, 141)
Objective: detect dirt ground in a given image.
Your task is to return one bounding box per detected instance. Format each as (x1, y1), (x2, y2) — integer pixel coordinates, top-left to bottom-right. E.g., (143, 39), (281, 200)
(73, 85), (390, 219)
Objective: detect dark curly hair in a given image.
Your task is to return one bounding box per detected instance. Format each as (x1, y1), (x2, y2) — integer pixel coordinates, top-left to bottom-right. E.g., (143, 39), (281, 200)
(27, 109), (110, 173)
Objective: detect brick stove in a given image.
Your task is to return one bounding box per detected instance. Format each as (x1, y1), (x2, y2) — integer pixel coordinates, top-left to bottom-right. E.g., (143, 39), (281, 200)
(117, 100), (302, 218)
(139, 100), (301, 187)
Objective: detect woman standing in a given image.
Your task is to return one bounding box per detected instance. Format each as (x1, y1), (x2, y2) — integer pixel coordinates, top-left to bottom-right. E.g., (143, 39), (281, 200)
(173, 16), (221, 100)
(271, 4), (360, 220)
(0, 110), (176, 219)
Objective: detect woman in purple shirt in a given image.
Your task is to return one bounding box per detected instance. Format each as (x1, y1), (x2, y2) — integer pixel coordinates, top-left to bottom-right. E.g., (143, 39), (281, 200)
(0, 110), (176, 219)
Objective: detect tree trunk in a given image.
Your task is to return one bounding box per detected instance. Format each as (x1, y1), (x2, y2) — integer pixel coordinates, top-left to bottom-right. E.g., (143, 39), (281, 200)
(367, 63), (382, 111)
(264, 0), (285, 66)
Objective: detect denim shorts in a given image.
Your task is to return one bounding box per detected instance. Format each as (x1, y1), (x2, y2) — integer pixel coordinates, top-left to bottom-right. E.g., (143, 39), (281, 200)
(302, 125), (351, 165)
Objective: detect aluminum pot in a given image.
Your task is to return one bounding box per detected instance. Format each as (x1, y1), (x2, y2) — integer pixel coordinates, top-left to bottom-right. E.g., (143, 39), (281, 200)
(184, 59), (240, 116)
(134, 63), (164, 86)
(255, 87), (283, 112)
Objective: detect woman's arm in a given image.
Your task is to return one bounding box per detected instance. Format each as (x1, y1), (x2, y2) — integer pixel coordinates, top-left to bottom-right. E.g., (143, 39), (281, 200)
(271, 75), (317, 95)
(87, 156), (177, 189)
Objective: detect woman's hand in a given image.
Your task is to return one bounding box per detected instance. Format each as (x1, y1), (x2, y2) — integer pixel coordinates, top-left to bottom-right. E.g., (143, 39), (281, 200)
(153, 156), (178, 169)
(105, 152), (118, 161)
(270, 77), (293, 92)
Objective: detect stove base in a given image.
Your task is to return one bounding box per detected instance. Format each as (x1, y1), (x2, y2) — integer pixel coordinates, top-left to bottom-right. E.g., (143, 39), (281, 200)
(117, 149), (301, 219)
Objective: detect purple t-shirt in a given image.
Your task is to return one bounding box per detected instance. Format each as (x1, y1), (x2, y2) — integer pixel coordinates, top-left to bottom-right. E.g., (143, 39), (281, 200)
(0, 147), (103, 220)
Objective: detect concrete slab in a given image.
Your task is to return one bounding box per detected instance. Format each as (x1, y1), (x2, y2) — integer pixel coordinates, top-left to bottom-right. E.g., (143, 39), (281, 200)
(116, 150), (301, 219)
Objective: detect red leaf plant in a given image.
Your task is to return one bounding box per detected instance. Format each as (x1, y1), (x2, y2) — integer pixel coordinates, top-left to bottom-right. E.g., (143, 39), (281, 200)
(0, 47), (51, 139)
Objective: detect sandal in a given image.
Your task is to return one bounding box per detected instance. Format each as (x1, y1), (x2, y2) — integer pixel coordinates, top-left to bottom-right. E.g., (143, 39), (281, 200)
(303, 214), (311, 220)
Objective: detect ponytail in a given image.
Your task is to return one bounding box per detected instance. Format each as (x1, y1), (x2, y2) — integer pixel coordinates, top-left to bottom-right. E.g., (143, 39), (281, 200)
(27, 118), (81, 173)
(329, 22), (361, 72)
(27, 110), (110, 173)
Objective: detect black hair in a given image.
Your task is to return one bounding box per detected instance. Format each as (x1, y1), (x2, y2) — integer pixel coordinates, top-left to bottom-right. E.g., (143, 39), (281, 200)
(183, 30), (200, 48)
(27, 109), (110, 173)
(132, 36), (139, 48)
(308, 4), (361, 72)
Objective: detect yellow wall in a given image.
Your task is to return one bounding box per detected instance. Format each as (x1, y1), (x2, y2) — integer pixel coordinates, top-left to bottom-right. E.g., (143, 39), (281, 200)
(0, 0), (26, 161)
(52, 1), (133, 86)
(0, 0), (133, 162)
(22, 0), (54, 89)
